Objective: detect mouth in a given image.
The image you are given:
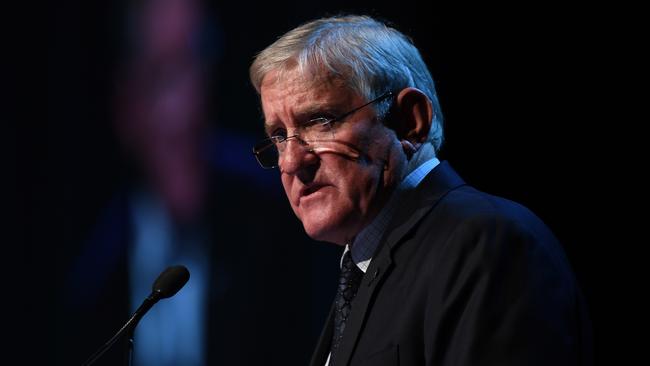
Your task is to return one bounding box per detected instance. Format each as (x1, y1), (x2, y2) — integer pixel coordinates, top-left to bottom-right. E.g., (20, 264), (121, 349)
(301, 184), (326, 196)
(298, 183), (329, 201)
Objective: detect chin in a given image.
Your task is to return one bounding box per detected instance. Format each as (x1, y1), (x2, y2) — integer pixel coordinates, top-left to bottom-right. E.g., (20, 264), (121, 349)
(294, 197), (358, 245)
(301, 215), (348, 245)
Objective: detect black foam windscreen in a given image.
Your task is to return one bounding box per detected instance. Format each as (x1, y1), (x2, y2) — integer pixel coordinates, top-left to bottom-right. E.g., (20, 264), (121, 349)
(152, 265), (190, 299)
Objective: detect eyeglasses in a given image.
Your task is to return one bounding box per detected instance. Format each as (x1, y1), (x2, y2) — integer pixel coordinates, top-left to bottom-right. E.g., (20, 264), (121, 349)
(253, 91), (394, 169)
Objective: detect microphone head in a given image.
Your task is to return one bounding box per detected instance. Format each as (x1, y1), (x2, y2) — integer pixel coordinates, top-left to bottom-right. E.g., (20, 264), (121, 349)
(152, 265), (190, 299)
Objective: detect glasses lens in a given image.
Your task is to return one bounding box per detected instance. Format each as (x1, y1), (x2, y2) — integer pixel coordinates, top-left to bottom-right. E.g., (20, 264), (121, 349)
(302, 121), (334, 143)
(254, 141), (279, 168)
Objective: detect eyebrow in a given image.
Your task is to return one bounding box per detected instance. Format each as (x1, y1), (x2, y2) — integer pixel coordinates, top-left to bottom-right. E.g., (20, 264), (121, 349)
(263, 102), (340, 136)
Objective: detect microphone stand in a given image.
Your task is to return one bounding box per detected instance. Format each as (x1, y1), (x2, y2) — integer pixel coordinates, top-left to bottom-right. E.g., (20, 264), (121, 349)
(127, 327), (135, 366)
(82, 293), (160, 366)
(81, 265), (189, 366)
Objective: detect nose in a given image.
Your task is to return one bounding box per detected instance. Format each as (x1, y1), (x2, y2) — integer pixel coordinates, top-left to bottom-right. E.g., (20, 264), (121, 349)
(279, 137), (318, 178)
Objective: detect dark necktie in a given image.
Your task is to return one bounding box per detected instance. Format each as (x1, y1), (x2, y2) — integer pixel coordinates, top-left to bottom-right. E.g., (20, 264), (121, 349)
(330, 250), (364, 359)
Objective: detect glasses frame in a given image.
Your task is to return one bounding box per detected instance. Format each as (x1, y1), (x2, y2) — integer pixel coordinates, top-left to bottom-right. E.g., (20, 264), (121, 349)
(253, 91), (394, 169)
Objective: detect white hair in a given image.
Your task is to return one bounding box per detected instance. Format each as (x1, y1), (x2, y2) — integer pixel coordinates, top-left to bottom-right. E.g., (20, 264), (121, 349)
(250, 15), (444, 152)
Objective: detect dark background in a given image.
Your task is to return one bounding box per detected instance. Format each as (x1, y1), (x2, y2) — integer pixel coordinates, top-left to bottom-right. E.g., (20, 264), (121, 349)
(12, 0), (635, 364)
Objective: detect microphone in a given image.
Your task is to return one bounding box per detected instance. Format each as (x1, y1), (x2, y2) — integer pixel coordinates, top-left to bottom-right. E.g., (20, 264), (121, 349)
(81, 265), (190, 366)
(151, 265), (191, 299)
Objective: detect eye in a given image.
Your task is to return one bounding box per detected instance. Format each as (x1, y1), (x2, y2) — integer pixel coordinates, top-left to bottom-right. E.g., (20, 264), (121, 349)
(304, 117), (331, 127)
(302, 118), (335, 136)
(270, 127), (287, 139)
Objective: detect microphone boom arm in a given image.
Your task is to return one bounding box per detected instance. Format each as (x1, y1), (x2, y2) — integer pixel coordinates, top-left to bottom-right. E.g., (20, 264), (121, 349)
(81, 293), (158, 366)
(80, 265), (189, 366)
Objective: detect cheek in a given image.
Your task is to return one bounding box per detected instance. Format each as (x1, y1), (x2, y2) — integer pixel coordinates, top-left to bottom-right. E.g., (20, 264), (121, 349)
(326, 159), (382, 212)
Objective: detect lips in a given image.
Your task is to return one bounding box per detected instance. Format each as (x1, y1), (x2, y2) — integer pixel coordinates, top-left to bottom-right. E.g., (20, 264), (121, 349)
(295, 182), (333, 207)
(300, 183), (328, 198)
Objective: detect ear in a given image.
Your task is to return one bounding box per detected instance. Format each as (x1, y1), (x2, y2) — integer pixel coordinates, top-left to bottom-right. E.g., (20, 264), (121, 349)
(390, 87), (433, 150)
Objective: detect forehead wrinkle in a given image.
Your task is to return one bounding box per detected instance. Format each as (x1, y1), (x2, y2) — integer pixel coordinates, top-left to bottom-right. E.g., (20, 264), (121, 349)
(262, 88), (312, 130)
(263, 78), (335, 119)
(261, 68), (364, 138)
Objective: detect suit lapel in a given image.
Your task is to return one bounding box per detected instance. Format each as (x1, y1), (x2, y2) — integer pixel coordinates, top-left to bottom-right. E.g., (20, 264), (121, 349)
(329, 162), (465, 366)
(381, 161), (464, 252)
(330, 249), (392, 366)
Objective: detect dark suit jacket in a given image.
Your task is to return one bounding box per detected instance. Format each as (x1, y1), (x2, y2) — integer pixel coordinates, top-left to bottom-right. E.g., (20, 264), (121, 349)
(310, 161), (592, 366)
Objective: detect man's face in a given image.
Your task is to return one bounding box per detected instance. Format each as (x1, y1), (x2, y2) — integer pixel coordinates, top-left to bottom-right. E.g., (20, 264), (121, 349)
(260, 69), (407, 245)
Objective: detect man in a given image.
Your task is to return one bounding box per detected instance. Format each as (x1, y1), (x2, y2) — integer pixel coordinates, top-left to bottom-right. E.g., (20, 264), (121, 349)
(250, 15), (592, 366)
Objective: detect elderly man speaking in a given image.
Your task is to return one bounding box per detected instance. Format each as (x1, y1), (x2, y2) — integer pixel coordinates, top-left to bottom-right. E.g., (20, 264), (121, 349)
(250, 15), (592, 366)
